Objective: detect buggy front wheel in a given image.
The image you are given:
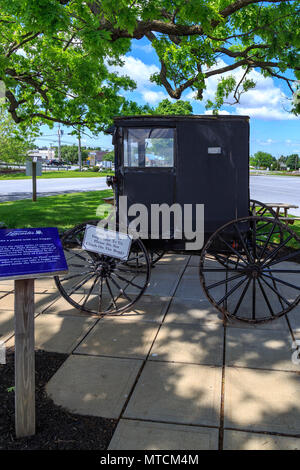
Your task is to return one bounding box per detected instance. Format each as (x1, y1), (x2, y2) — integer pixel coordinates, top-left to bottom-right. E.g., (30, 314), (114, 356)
(55, 221), (151, 315)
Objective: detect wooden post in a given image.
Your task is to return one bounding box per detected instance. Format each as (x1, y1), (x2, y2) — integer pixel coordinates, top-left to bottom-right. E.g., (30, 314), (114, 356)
(32, 161), (37, 202)
(14, 279), (35, 438)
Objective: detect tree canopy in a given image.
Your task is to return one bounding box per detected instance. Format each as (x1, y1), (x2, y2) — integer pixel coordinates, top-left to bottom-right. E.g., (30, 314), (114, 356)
(0, 108), (33, 162)
(0, 0), (299, 131)
(250, 151), (276, 168)
(286, 153), (300, 169)
(153, 98), (193, 115)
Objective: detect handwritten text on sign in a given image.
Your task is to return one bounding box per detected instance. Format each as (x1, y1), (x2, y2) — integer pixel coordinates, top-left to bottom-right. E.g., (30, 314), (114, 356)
(82, 225), (132, 260)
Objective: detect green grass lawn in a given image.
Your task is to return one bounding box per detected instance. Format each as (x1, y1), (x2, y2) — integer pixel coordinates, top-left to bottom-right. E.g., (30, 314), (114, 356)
(1, 192), (299, 249)
(0, 170), (114, 180)
(0, 190), (113, 232)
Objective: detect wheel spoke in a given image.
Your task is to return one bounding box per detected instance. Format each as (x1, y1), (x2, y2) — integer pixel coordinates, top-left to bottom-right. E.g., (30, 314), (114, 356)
(213, 252), (244, 269)
(218, 234), (248, 265)
(64, 247), (93, 263)
(252, 218), (257, 260)
(262, 273), (300, 291)
(264, 248), (300, 268)
(256, 221), (274, 232)
(113, 271), (144, 290)
(268, 269), (300, 273)
(257, 278), (275, 317)
(260, 276), (291, 307)
(68, 263), (94, 269)
(105, 278), (117, 309)
(252, 279), (256, 320)
(82, 275), (99, 309)
(206, 273), (246, 290)
(261, 234), (294, 266)
(232, 278), (251, 316)
(56, 224), (150, 316)
(258, 219), (277, 262)
(68, 272), (97, 296)
(110, 275), (132, 302)
(200, 213), (299, 324)
(234, 223), (254, 263)
(217, 276), (247, 306)
(98, 277), (103, 313)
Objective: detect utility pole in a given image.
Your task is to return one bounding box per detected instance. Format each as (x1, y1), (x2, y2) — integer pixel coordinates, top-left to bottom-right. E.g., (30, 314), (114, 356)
(58, 124), (61, 161)
(78, 129), (82, 171)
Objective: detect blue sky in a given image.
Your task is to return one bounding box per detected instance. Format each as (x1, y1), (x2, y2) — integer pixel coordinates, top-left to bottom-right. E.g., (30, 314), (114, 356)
(35, 38), (299, 158)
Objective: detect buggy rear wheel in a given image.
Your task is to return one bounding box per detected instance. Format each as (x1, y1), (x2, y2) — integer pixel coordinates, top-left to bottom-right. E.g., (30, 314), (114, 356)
(125, 248), (165, 268)
(199, 215), (300, 323)
(55, 221), (151, 315)
(249, 199), (278, 218)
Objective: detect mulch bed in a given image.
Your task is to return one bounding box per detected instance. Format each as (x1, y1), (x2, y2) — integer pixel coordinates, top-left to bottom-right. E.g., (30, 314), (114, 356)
(0, 349), (117, 450)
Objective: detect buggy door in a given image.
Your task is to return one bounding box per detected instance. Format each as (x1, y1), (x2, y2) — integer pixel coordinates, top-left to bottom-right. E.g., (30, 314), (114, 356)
(117, 127), (176, 239)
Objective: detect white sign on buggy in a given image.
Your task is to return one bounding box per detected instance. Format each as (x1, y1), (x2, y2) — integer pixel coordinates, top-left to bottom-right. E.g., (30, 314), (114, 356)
(82, 225), (132, 260)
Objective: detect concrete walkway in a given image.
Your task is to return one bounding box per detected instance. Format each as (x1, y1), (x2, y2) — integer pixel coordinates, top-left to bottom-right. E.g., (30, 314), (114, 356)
(1, 253), (300, 450)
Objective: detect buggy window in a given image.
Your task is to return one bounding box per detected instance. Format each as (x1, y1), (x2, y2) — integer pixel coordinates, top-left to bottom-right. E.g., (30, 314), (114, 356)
(124, 128), (174, 167)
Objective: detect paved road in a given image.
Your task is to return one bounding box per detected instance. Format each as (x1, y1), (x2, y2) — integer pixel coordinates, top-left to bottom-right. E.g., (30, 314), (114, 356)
(0, 177), (109, 202)
(250, 175), (300, 216)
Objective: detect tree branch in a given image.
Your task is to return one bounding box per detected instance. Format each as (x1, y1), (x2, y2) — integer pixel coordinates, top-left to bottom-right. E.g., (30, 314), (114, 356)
(6, 32), (40, 57)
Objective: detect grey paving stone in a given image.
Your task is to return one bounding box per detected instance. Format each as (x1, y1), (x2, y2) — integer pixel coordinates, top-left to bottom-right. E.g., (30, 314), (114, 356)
(223, 429), (300, 450)
(6, 314), (97, 354)
(0, 291), (59, 312)
(0, 285), (13, 294)
(75, 318), (159, 359)
(226, 327), (298, 371)
(225, 316), (289, 331)
(164, 298), (221, 325)
(124, 362), (222, 426)
(156, 254), (190, 266)
(174, 267), (206, 300)
(188, 255), (201, 267)
(224, 367), (300, 434)
(287, 303), (300, 332)
(150, 323), (224, 366)
(46, 355), (142, 418)
(42, 294), (85, 316)
(86, 295), (171, 323)
(109, 419), (219, 450)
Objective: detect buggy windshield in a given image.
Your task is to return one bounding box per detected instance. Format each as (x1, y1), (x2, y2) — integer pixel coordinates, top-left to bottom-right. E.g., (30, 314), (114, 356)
(124, 128), (174, 168)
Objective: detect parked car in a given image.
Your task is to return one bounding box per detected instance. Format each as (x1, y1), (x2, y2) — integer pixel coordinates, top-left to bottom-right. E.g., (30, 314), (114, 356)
(47, 160), (65, 166)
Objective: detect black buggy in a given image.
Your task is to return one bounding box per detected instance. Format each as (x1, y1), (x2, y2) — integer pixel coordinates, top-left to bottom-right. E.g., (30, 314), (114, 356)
(55, 115), (300, 324)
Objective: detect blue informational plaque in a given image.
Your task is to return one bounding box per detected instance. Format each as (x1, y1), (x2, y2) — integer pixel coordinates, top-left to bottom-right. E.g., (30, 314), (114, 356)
(0, 227), (68, 280)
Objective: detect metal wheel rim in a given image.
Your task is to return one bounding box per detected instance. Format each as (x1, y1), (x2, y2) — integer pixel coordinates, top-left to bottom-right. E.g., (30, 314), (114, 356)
(199, 215), (300, 323)
(55, 221), (151, 316)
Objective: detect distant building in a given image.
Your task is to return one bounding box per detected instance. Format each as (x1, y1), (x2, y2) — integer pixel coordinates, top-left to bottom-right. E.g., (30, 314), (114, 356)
(87, 150), (110, 166)
(28, 149), (55, 160)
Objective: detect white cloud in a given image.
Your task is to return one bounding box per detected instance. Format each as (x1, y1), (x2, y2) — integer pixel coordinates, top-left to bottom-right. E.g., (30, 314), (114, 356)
(204, 109), (231, 115)
(235, 106), (297, 120)
(109, 55), (159, 88)
(141, 90), (166, 104)
(188, 59), (298, 120)
(110, 55), (298, 120)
